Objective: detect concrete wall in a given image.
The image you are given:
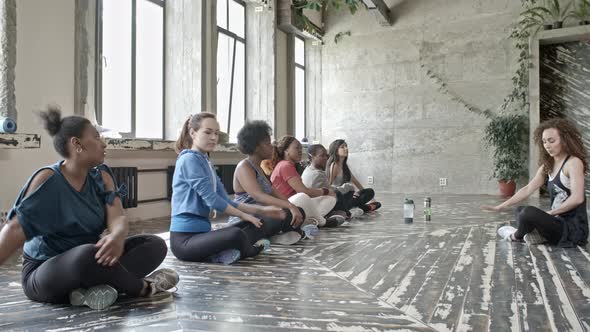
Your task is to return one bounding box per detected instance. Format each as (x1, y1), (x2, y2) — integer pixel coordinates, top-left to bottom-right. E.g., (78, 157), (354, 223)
(317, 0), (522, 194)
(0, 0), (76, 214)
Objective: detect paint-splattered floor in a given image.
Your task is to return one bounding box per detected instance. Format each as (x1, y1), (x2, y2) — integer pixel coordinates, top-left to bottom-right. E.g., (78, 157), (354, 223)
(2, 194), (590, 331)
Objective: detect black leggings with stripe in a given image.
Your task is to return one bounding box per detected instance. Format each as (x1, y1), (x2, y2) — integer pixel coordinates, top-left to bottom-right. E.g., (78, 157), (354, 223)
(22, 234), (167, 304)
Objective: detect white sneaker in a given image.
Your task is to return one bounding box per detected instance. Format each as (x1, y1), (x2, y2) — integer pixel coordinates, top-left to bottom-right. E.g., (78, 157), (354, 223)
(497, 226), (517, 241)
(271, 231), (302, 245)
(349, 207), (364, 218)
(524, 229), (547, 245)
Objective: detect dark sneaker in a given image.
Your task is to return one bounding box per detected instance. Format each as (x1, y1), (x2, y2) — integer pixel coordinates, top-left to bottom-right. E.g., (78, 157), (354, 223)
(145, 268), (180, 296)
(361, 202), (382, 212)
(325, 215), (346, 227)
(254, 239), (271, 251)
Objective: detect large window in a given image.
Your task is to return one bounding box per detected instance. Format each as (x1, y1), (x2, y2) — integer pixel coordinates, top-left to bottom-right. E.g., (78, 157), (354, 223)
(217, 0), (245, 143)
(96, 0), (164, 139)
(294, 36), (306, 140)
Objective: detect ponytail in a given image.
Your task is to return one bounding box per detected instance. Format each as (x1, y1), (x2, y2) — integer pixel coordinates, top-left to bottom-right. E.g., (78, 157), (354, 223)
(175, 117), (192, 153)
(270, 143), (281, 170)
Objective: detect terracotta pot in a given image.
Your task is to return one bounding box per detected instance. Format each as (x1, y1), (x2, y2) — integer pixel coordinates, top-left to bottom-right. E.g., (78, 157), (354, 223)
(498, 180), (516, 197)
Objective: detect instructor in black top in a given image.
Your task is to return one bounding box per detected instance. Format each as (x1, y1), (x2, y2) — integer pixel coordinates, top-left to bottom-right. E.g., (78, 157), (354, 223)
(482, 118), (588, 247)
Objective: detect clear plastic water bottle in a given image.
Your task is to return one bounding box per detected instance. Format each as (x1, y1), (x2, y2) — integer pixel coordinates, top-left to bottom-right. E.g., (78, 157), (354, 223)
(403, 198), (414, 223)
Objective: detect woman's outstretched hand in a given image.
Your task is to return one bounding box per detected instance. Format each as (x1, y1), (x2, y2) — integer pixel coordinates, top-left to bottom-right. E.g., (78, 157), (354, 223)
(481, 205), (503, 212)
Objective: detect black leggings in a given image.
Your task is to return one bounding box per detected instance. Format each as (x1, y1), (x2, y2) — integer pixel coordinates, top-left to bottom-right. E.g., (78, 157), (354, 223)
(352, 188), (375, 208)
(514, 206), (562, 244)
(333, 189), (375, 212)
(171, 208), (304, 262)
(22, 235), (167, 304)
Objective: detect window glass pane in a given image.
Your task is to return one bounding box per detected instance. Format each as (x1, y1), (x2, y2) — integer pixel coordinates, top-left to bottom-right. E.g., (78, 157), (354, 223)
(228, 0), (244, 38)
(136, 0), (163, 139)
(101, 0), (132, 133)
(217, 0), (227, 30)
(295, 37), (305, 65)
(295, 67), (305, 140)
(216, 32), (234, 136)
(229, 41), (245, 143)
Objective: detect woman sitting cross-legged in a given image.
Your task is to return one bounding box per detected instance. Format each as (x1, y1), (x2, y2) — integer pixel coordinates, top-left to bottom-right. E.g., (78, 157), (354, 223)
(302, 144), (364, 219)
(230, 121), (315, 244)
(0, 106), (179, 310)
(482, 118), (588, 246)
(326, 139), (382, 213)
(269, 136), (344, 228)
(170, 113), (286, 265)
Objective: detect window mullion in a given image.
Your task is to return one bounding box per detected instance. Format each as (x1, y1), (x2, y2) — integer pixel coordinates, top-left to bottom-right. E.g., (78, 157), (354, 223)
(130, 0), (137, 137)
(227, 37), (237, 135)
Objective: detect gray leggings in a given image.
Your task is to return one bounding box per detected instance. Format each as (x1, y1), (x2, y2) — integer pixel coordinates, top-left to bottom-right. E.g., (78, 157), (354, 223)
(21, 235), (167, 304)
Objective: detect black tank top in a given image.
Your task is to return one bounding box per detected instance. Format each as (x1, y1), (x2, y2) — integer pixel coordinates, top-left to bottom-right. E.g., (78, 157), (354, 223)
(548, 156), (589, 247)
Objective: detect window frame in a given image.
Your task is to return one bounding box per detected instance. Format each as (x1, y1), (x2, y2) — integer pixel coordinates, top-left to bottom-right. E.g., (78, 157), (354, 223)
(293, 35), (306, 139)
(95, 0), (166, 139)
(216, 0), (246, 139)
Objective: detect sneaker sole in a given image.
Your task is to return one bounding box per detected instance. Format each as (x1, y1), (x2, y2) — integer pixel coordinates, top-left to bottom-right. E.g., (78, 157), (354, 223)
(70, 285), (118, 310)
(208, 249), (241, 265)
(271, 231), (302, 245)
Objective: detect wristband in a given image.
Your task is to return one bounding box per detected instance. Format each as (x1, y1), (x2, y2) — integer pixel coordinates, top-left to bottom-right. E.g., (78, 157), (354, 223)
(322, 188), (329, 195)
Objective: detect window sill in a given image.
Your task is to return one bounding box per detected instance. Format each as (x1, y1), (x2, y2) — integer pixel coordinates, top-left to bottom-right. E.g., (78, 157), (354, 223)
(105, 138), (240, 153)
(0, 133), (41, 149)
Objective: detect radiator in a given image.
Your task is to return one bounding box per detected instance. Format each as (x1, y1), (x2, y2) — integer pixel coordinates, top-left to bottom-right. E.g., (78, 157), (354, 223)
(110, 167), (138, 208)
(166, 164), (237, 200)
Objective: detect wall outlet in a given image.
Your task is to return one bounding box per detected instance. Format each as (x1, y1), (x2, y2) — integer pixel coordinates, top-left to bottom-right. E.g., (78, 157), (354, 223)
(439, 178), (447, 186)
(367, 176), (374, 185)
(254, 6), (264, 12)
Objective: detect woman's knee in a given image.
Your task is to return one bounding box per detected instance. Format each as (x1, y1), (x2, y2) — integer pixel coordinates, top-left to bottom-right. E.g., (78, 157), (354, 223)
(142, 235), (168, 262)
(517, 206), (544, 224)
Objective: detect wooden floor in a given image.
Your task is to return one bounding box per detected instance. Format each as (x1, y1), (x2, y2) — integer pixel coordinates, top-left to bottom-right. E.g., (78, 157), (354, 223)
(2, 194), (590, 331)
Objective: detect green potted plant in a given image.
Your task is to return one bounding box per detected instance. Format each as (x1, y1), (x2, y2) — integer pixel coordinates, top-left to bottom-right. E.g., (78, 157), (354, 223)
(484, 114), (529, 196)
(522, 0), (572, 29)
(567, 0), (590, 25)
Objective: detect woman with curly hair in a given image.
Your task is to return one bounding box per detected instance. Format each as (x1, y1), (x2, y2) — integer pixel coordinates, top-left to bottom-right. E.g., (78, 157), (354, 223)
(230, 121), (311, 245)
(483, 118), (588, 247)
